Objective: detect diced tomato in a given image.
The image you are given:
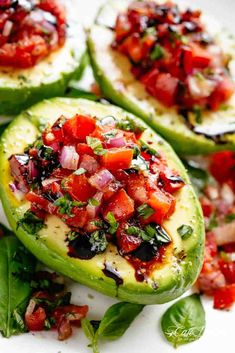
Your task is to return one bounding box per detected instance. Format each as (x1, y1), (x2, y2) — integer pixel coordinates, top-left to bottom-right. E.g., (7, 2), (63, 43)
(53, 305), (89, 326)
(190, 43), (212, 68)
(116, 222), (142, 254)
(210, 151), (235, 184)
(222, 242), (235, 253)
(145, 72), (179, 107)
(200, 196), (214, 218)
(219, 260), (235, 284)
(51, 168), (71, 179)
(25, 192), (45, 209)
(115, 14), (132, 41)
(127, 174), (148, 204)
(147, 188), (176, 224)
(182, 45), (193, 74)
(209, 76), (235, 111)
(63, 174), (95, 202)
(79, 154), (99, 175)
(25, 306), (46, 331)
(76, 143), (94, 157)
(63, 114), (96, 142)
(57, 317), (72, 341)
(213, 284), (235, 310)
(158, 169), (185, 193)
(101, 148), (133, 171)
(65, 207), (88, 228)
(103, 189), (134, 221)
(119, 33), (143, 63)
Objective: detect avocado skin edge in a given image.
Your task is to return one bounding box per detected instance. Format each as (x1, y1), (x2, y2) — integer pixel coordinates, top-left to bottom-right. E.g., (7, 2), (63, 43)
(0, 98), (205, 304)
(0, 51), (87, 116)
(87, 29), (235, 155)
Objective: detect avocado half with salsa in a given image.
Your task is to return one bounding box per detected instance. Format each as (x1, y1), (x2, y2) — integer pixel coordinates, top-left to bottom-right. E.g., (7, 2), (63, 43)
(0, 0), (85, 115)
(88, 0), (235, 155)
(0, 97), (204, 304)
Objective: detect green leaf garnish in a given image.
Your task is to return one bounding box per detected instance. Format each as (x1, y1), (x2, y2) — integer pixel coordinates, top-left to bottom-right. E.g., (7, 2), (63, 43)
(177, 224), (193, 240)
(137, 204), (154, 219)
(54, 194), (85, 216)
(89, 231), (108, 253)
(115, 116), (145, 134)
(106, 212), (119, 234)
(17, 211), (45, 234)
(86, 136), (107, 156)
(74, 167), (87, 175)
(150, 44), (165, 60)
(88, 198), (101, 207)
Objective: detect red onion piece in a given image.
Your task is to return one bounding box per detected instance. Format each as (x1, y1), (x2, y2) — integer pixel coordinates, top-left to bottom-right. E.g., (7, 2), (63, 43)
(41, 178), (60, 188)
(86, 191), (103, 218)
(89, 169), (114, 191)
(3, 20), (13, 37)
(60, 146), (79, 170)
(213, 221), (235, 246)
(28, 159), (38, 180)
(9, 182), (25, 201)
(107, 135), (126, 148)
(79, 155), (99, 174)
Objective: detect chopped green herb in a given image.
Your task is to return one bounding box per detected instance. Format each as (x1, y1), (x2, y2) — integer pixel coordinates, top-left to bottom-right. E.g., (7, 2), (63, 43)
(86, 136), (107, 156)
(137, 204), (154, 219)
(225, 213), (235, 223)
(140, 140), (160, 156)
(115, 116), (145, 134)
(177, 224), (193, 240)
(133, 145), (141, 158)
(126, 226), (146, 240)
(150, 44), (165, 60)
(143, 224), (156, 241)
(144, 26), (157, 37)
(192, 105), (202, 124)
(154, 224), (171, 244)
(207, 212), (218, 231)
(106, 212), (119, 234)
(17, 210), (45, 234)
(103, 129), (118, 139)
(89, 231), (108, 253)
(67, 230), (77, 242)
(91, 220), (105, 228)
(74, 167), (87, 175)
(54, 194), (85, 216)
(88, 198), (101, 207)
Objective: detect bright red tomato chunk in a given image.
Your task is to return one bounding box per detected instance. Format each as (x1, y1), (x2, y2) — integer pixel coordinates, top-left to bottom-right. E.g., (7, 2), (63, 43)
(0, 0), (66, 68)
(113, 1), (234, 112)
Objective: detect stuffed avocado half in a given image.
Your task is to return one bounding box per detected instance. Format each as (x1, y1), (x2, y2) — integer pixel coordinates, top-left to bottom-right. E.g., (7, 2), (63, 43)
(87, 0), (235, 155)
(0, 0), (86, 116)
(0, 97), (204, 304)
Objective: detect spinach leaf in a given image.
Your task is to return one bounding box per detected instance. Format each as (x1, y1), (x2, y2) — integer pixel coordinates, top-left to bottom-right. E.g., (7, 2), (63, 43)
(161, 294), (205, 348)
(0, 236), (36, 337)
(82, 302), (144, 353)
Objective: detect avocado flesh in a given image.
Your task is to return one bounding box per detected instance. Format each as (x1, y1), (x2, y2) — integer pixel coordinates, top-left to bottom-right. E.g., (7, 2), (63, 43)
(0, 97), (204, 304)
(87, 0), (235, 155)
(0, 3), (86, 116)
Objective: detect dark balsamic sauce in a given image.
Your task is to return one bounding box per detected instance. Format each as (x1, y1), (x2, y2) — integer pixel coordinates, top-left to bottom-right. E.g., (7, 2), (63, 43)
(102, 263), (123, 286)
(68, 234), (95, 260)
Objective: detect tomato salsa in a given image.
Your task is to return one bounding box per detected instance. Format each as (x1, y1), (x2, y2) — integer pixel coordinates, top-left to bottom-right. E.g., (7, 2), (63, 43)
(112, 1), (234, 112)
(9, 113), (185, 281)
(196, 151), (235, 309)
(0, 0), (66, 68)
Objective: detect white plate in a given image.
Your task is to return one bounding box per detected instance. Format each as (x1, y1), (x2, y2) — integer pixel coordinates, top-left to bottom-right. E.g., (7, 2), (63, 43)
(0, 1), (234, 352)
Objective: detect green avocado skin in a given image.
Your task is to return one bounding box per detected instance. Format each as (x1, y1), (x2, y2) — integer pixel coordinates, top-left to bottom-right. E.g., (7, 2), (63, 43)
(0, 98), (205, 304)
(0, 51), (86, 116)
(87, 0), (235, 155)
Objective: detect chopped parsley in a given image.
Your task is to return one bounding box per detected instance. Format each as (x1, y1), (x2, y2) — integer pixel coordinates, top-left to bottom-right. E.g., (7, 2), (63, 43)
(140, 140), (160, 157)
(137, 204), (154, 219)
(89, 231), (108, 253)
(54, 194), (85, 216)
(17, 210), (45, 234)
(74, 167), (86, 175)
(126, 225), (146, 239)
(154, 224), (171, 244)
(106, 212), (119, 234)
(150, 44), (165, 60)
(177, 224), (194, 240)
(86, 136), (107, 156)
(103, 129), (118, 139)
(88, 198), (101, 207)
(225, 213), (235, 223)
(115, 116), (145, 134)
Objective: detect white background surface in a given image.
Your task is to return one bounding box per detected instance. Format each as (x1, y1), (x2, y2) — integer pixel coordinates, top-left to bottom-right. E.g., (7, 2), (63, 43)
(0, 1), (235, 352)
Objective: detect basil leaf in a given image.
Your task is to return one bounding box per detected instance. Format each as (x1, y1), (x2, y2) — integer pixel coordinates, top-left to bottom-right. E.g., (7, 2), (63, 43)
(0, 236), (36, 337)
(106, 212), (119, 235)
(86, 136), (107, 156)
(161, 294), (205, 348)
(82, 302), (144, 353)
(17, 210), (45, 235)
(97, 302), (144, 340)
(183, 159), (209, 194)
(89, 231), (108, 253)
(177, 224), (193, 240)
(137, 204), (154, 219)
